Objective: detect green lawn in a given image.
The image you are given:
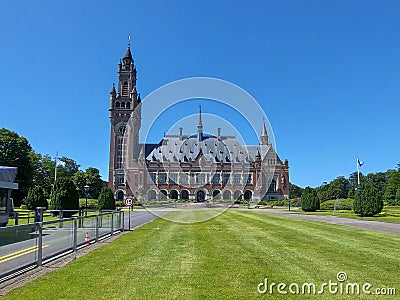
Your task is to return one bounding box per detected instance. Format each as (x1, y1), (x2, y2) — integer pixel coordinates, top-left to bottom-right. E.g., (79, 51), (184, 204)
(298, 206), (400, 223)
(3, 209), (399, 299)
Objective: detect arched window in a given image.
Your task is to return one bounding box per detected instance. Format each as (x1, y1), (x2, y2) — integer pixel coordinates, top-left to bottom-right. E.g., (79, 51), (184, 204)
(122, 82), (129, 96)
(120, 102), (125, 108)
(126, 102), (131, 109)
(115, 102), (120, 108)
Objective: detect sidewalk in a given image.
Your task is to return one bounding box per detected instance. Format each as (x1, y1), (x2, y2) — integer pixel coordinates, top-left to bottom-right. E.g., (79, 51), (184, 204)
(255, 208), (400, 235)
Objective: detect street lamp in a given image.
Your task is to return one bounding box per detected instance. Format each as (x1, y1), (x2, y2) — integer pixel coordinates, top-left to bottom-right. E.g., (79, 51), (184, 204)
(84, 185), (89, 216)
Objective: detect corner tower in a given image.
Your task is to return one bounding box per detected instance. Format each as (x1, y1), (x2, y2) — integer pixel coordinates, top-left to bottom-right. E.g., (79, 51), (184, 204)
(108, 40), (141, 193)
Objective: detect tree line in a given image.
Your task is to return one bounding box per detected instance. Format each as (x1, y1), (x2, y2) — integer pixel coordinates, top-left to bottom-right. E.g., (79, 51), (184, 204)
(0, 128), (107, 208)
(290, 164), (400, 206)
(290, 164), (400, 216)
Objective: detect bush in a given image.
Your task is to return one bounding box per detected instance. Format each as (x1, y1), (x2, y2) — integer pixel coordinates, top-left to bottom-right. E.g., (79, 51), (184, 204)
(23, 186), (48, 210)
(98, 187), (116, 210)
(79, 198), (98, 210)
(353, 182), (383, 216)
(320, 198), (353, 211)
(301, 187), (320, 212)
(49, 178), (79, 217)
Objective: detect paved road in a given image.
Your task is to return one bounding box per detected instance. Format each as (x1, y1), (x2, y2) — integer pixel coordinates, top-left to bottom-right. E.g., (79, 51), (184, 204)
(254, 209), (400, 235)
(123, 209), (169, 230)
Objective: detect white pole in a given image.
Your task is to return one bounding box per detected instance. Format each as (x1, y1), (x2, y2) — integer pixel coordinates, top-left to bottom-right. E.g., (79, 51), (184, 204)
(357, 158), (360, 186)
(54, 151), (58, 184)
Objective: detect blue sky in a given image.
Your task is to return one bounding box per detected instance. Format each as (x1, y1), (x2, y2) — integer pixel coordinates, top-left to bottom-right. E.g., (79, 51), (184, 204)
(1, 0), (399, 187)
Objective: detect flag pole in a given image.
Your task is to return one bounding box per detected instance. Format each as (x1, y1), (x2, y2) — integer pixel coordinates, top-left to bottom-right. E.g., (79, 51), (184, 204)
(357, 158), (360, 186)
(54, 151), (58, 184)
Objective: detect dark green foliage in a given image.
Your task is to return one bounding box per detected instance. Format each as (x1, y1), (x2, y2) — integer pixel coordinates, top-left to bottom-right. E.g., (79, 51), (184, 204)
(395, 187), (400, 206)
(50, 178), (79, 216)
(384, 170), (400, 205)
(319, 198), (353, 211)
(0, 128), (34, 205)
(23, 186), (48, 210)
(73, 167), (104, 199)
(289, 183), (303, 198)
(301, 186), (320, 212)
(98, 187), (116, 210)
(353, 182), (383, 216)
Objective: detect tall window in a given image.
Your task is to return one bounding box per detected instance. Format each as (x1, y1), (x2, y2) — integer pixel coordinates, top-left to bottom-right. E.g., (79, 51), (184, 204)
(212, 174), (220, 184)
(246, 174), (252, 185)
(158, 173), (167, 184)
(149, 173), (156, 184)
(180, 173), (188, 184)
(122, 82), (129, 96)
(222, 173), (230, 185)
(234, 173), (241, 184)
(116, 136), (125, 168)
(169, 173), (178, 184)
(197, 173), (205, 184)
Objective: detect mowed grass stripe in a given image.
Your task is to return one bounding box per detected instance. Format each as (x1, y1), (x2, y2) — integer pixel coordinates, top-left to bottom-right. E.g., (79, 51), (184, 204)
(3, 210), (399, 300)
(226, 210), (400, 286)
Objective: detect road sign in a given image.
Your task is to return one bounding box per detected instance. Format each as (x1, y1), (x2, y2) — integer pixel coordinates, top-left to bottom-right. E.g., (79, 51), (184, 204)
(124, 197), (134, 207)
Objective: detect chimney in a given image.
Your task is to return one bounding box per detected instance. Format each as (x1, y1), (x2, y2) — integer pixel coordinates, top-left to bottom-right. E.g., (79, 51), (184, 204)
(217, 128), (221, 140)
(179, 127), (183, 141)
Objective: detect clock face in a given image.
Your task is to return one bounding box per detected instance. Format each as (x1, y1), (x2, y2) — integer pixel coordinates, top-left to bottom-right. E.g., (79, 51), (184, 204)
(118, 126), (126, 135)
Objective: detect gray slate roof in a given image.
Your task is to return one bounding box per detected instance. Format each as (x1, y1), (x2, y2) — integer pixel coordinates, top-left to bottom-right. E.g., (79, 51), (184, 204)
(145, 135), (271, 163)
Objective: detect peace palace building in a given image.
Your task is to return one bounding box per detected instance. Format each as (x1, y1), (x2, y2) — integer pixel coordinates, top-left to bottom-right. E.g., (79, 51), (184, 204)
(108, 44), (289, 202)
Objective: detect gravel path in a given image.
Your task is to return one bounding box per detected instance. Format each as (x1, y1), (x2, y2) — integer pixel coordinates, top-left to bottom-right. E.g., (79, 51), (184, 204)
(255, 209), (400, 235)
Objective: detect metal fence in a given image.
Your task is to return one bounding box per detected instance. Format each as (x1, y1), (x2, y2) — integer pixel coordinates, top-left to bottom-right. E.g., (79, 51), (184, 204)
(0, 210), (123, 283)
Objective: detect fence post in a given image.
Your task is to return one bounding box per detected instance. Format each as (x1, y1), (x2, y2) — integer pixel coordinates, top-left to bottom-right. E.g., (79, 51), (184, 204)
(95, 215), (99, 242)
(120, 211), (124, 232)
(37, 222), (43, 266)
(111, 212), (114, 234)
(73, 218), (78, 252)
(59, 210), (63, 228)
(15, 212), (19, 226)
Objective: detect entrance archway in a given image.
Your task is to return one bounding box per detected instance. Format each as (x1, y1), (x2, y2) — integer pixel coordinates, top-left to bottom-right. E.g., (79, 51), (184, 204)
(181, 190), (189, 200)
(116, 190), (124, 201)
(148, 190), (157, 200)
(170, 190), (178, 200)
(244, 190), (252, 201)
(196, 190), (205, 202)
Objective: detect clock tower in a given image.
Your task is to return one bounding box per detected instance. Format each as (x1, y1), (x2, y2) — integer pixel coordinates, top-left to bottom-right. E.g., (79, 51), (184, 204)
(108, 41), (141, 198)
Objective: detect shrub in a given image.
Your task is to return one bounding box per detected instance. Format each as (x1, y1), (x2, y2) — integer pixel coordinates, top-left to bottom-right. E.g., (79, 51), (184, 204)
(98, 187), (116, 210)
(301, 187), (320, 212)
(320, 198), (353, 211)
(50, 178), (79, 217)
(353, 182), (383, 216)
(23, 186), (48, 210)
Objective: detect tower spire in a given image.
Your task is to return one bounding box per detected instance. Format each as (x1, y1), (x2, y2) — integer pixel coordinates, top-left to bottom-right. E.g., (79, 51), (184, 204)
(260, 118), (269, 145)
(197, 105), (203, 141)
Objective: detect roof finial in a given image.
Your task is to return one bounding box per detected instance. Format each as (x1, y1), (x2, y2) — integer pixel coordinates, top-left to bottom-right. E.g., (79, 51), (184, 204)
(128, 34), (131, 48)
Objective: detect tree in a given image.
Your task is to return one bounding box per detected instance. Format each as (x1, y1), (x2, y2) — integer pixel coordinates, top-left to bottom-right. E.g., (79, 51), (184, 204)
(353, 181), (383, 216)
(73, 167), (104, 199)
(395, 186), (400, 206)
(23, 185), (48, 210)
(289, 183), (303, 198)
(49, 177), (79, 216)
(383, 170), (400, 205)
(31, 153), (55, 198)
(0, 128), (34, 205)
(301, 186), (320, 212)
(98, 187), (116, 210)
